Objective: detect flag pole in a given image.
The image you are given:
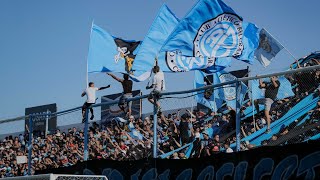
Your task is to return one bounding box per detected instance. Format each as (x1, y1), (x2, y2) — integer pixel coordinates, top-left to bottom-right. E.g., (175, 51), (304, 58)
(247, 66), (256, 131)
(263, 28), (297, 61)
(86, 20), (94, 88)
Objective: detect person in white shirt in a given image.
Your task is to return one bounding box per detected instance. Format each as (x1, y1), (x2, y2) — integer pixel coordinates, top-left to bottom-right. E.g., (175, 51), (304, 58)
(81, 82), (110, 123)
(146, 66), (165, 112)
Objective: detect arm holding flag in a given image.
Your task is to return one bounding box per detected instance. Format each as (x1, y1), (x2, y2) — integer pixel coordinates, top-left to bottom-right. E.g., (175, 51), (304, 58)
(259, 78), (266, 88)
(107, 73), (123, 83)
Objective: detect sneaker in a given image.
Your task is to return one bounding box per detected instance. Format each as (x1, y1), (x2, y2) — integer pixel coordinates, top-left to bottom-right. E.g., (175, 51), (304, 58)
(90, 115), (94, 120)
(265, 128), (271, 134)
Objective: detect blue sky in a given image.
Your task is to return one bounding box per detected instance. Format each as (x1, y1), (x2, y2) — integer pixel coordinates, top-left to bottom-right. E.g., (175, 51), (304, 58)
(0, 0), (319, 121)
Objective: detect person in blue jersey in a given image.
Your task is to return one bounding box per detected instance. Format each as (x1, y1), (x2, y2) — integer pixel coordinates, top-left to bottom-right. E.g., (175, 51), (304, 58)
(81, 82), (110, 123)
(254, 76), (280, 133)
(107, 73), (133, 117)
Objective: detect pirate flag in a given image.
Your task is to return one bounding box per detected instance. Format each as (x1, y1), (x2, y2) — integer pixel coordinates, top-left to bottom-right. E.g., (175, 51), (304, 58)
(87, 24), (141, 74)
(114, 38), (141, 73)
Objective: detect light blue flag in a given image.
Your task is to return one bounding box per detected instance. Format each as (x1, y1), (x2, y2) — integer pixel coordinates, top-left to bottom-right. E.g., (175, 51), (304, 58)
(157, 51), (232, 72)
(214, 70), (248, 109)
(194, 70), (248, 111)
(159, 0), (259, 66)
(194, 70), (224, 112)
(251, 76), (294, 100)
(254, 28), (284, 67)
(131, 4), (179, 73)
(88, 24), (141, 73)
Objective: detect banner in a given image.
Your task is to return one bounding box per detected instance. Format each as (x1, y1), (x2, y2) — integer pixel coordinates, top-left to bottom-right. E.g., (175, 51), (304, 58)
(159, 0), (260, 69)
(101, 90), (141, 122)
(25, 103), (57, 132)
(36, 141), (320, 179)
(254, 28), (284, 67)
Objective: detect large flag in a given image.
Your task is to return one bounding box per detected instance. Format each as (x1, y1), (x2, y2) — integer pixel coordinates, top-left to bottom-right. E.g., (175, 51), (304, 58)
(131, 4), (179, 73)
(251, 76), (294, 100)
(87, 24), (141, 74)
(194, 70), (248, 111)
(159, 0), (260, 71)
(254, 28), (284, 67)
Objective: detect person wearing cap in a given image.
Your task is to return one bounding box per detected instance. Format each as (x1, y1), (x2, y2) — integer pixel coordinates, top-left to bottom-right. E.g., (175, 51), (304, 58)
(81, 82), (111, 123)
(107, 73), (133, 117)
(146, 66), (166, 112)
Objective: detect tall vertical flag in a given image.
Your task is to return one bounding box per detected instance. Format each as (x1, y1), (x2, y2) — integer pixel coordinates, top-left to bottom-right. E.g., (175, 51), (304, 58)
(131, 4), (179, 74)
(254, 28), (284, 67)
(87, 24), (141, 74)
(158, 0), (260, 72)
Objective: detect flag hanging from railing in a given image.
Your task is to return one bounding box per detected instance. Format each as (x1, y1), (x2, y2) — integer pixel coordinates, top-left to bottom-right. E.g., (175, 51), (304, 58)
(254, 28), (284, 67)
(87, 24), (141, 74)
(194, 70), (248, 111)
(159, 0), (260, 72)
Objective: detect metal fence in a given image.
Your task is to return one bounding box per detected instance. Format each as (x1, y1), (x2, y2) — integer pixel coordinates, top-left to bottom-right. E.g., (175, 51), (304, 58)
(1, 65), (320, 177)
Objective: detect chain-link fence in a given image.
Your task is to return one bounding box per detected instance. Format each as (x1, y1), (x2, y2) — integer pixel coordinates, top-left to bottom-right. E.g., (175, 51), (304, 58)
(1, 65), (320, 178)
(238, 66), (320, 151)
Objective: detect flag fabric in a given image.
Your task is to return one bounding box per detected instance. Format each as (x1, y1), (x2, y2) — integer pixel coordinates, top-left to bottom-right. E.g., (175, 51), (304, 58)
(251, 76), (294, 100)
(159, 0), (260, 71)
(156, 51), (233, 73)
(194, 70), (247, 111)
(87, 24), (141, 74)
(214, 70), (248, 110)
(194, 70), (223, 112)
(254, 28), (284, 67)
(131, 4), (179, 73)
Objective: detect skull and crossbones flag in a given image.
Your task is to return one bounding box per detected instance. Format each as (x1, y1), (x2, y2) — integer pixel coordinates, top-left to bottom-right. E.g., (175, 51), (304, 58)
(87, 24), (141, 74)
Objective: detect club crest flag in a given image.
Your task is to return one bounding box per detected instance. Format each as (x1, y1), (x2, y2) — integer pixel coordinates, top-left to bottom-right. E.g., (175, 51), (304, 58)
(254, 28), (284, 67)
(194, 69), (248, 111)
(159, 0), (260, 72)
(87, 24), (141, 74)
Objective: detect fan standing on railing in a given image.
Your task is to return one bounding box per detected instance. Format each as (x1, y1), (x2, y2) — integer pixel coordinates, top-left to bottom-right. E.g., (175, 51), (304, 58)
(146, 65), (166, 113)
(81, 82), (111, 123)
(254, 76), (280, 133)
(107, 73), (133, 117)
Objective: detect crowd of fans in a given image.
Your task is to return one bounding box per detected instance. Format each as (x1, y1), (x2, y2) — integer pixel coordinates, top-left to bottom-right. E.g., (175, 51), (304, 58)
(1, 59), (320, 178)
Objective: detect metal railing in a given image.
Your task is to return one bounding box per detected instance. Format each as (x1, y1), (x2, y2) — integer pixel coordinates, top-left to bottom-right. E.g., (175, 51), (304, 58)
(0, 65), (319, 177)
